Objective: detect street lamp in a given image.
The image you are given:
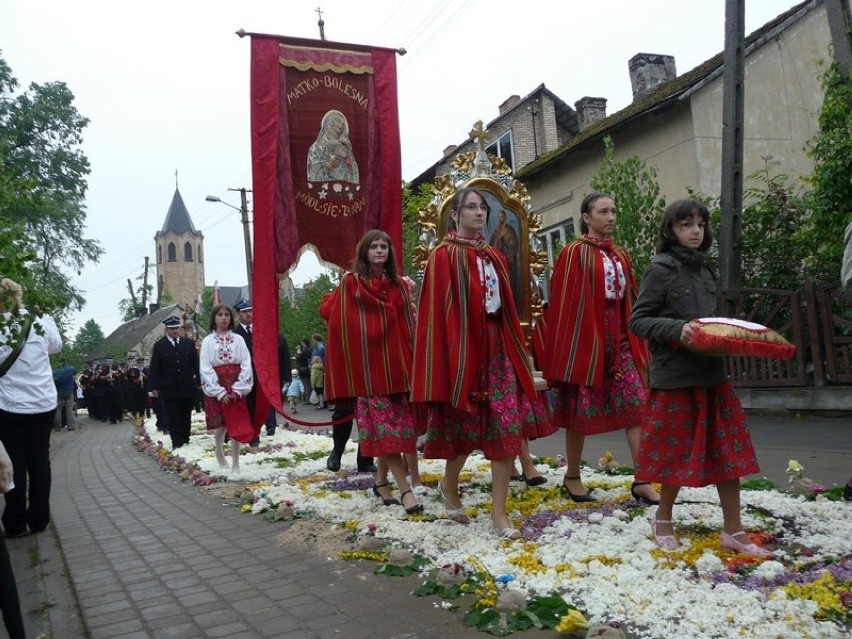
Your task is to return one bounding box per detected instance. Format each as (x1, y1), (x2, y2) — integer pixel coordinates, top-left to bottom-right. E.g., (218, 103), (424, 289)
(205, 189), (253, 300)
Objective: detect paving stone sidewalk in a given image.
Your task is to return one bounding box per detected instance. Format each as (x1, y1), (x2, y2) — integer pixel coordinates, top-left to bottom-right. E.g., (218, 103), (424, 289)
(11, 418), (517, 639)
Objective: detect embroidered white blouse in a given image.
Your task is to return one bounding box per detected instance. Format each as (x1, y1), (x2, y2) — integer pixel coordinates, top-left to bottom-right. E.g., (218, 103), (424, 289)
(199, 330), (253, 400)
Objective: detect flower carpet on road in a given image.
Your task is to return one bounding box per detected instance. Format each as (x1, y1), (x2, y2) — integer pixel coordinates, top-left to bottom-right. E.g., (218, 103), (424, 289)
(135, 416), (852, 638)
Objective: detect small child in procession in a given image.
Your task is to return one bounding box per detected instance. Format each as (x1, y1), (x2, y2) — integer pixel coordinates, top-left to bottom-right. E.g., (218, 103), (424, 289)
(284, 369), (304, 413)
(310, 355), (326, 409)
(628, 199), (772, 557)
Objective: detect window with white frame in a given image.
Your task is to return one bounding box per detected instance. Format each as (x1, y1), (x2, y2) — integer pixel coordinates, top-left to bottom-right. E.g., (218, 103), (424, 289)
(485, 130), (514, 172)
(540, 218), (577, 267)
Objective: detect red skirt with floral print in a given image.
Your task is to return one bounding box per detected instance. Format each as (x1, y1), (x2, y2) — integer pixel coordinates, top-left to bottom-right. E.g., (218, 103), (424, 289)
(634, 382), (759, 487)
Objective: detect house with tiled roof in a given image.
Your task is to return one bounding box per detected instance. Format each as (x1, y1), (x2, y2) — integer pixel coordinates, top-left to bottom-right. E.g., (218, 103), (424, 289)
(517, 0), (846, 265)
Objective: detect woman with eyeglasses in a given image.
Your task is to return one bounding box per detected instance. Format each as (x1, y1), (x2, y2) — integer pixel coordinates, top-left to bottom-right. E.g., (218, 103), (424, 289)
(540, 192), (658, 505)
(411, 187), (541, 541)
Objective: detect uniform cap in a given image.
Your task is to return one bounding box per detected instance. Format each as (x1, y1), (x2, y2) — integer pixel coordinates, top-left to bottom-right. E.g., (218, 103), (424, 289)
(162, 316), (181, 328)
(234, 299), (253, 312)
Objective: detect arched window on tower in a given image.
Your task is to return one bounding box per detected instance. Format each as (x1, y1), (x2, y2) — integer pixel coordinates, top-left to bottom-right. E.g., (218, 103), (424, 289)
(167, 243), (176, 262)
(157, 245), (162, 264)
(198, 243), (203, 263)
(184, 242), (193, 261)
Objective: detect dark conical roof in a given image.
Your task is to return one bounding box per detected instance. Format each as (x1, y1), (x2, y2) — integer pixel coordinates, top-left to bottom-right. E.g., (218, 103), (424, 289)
(160, 188), (197, 234)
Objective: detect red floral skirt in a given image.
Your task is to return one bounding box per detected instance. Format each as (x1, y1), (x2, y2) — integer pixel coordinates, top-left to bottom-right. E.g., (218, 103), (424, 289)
(422, 318), (533, 461)
(522, 392), (559, 440)
(356, 393), (424, 457)
(553, 328), (647, 436)
(634, 382), (759, 487)
(204, 364), (256, 444)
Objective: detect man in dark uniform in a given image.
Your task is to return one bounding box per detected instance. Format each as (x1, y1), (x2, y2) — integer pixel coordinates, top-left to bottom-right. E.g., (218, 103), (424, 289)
(147, 317), (199, 449)
(233, 300), (290, 441)
(125, 356), (148, 423)
(99, 355), (124, 424)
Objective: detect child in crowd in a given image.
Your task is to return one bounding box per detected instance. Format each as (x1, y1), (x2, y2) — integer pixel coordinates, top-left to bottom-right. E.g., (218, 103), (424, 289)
(310, 356), (325, 409)
(628, 199), (771, 557)
(284, 369), (304, 413)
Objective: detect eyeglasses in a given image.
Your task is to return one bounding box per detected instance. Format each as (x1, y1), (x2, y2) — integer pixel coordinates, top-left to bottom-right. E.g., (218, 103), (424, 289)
(462, 203), (488, 212)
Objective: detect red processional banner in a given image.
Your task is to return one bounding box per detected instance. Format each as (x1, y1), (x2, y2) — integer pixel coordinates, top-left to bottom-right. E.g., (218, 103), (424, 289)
(248, 33), (403, 414)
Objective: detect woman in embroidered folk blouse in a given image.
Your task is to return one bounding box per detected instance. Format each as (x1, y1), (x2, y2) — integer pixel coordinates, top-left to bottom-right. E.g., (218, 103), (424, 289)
(411, 187), (540, 540)
(199, 304), (254, 476)
(541, 192), (658, 504)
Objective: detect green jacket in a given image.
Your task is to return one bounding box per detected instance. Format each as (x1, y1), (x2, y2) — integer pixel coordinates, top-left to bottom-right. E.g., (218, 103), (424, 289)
(628, 247), (727, 389)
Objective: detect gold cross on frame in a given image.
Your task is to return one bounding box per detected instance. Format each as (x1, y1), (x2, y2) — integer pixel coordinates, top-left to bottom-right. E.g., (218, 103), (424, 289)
(469, 120), (490, 152)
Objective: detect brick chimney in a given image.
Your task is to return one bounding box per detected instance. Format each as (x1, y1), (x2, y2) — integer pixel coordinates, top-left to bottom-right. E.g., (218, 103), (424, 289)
(499, 95), (521, 115)
(574, 97), (608, 130)
(629, 53), (676, 101)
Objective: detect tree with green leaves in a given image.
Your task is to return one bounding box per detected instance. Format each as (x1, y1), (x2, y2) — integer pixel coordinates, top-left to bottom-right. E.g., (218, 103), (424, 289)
(739, 160), (807, 291)
(0, 50), (102, 320)
(402, 181), (433, 282)
(279, 272), (337, 346)
(589, 136), (666, 277)
(69, 319), (105, 367)
(801, 59), (852, 283)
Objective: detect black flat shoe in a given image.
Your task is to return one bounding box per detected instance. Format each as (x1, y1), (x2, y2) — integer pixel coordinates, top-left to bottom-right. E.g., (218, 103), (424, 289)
(562, 476), (595, 502)
(844, 483), (852, 502)
(631, 481), (660, 505)
(400, 490), (424, 515)
(371, 483), (400, 506)
(523, 474), (547, 487)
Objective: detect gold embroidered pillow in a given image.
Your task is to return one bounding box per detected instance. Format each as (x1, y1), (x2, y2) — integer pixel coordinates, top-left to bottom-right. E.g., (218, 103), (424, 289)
(685, 317), (796, 360)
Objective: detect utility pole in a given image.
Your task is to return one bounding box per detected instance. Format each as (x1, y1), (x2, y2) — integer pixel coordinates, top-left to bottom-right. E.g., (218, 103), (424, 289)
(205, 190), (253, 300)
(719, 0), (745, 300)
(231, 187), (254, 301)
(141, 256), (150, 314)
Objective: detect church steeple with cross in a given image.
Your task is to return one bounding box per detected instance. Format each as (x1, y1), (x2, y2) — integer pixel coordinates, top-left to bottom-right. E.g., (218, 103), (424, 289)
(154, 176), (205, 311)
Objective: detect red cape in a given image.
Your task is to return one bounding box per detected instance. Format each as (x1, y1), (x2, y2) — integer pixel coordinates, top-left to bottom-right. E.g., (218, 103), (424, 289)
(411, 237), (536, 412)
(321, 272), (415, 402)
(541, 238), (649, 387)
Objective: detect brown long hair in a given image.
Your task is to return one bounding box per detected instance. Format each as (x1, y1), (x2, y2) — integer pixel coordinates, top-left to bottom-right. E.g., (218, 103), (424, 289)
(208, 304), (235, 331)
(352, 229), (400, 284)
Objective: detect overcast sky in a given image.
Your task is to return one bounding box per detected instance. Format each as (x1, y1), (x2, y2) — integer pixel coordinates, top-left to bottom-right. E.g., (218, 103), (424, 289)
(0, 0), (799, 339)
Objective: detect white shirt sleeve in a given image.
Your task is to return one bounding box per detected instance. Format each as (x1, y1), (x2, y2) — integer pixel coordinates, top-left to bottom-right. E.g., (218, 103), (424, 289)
(199, 335), (227, 400)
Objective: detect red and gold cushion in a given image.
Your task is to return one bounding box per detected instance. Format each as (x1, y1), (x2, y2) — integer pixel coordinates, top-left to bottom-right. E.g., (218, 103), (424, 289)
(685, 317), (796, 360)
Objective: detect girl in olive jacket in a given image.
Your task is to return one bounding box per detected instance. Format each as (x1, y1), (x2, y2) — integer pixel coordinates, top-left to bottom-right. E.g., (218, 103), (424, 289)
(628, 199), (771, 557)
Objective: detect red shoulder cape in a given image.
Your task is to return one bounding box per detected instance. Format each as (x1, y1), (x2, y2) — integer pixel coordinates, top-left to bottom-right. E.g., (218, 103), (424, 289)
(321, 272), (415, 401)
(411, 238), (536, 411)
(541, 238), (649, 386)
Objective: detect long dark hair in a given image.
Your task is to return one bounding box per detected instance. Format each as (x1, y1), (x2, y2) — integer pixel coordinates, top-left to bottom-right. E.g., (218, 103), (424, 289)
(578, 192), (613, 234)
(353, 229), (400, 284)
(655, 199), (714, 253)
(208, 304), (235, 331)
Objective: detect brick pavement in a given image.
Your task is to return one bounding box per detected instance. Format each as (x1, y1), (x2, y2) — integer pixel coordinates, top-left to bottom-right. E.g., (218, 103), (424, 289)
(16, 417), (534, 639)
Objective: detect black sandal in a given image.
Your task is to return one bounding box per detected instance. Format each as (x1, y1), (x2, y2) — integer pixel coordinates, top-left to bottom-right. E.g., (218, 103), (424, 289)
(844, 482), (852, 502)
(400, 490), (424, 514)
(522, 473), (547, 487)
(630, 481), (660, 505)
(371, 483), (400, 506)
(562, 476), (595, 502)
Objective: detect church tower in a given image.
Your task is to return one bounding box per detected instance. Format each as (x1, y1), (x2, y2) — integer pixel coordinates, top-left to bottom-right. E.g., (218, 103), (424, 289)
(154, 187), (205, 310)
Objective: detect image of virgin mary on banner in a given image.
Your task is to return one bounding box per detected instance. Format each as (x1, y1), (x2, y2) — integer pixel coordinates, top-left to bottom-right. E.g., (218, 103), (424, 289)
(247, 33), (403, 415)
